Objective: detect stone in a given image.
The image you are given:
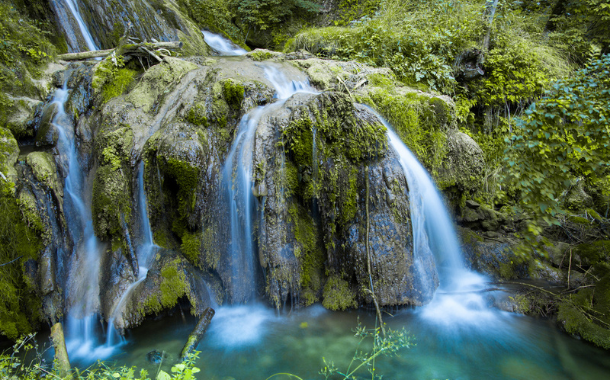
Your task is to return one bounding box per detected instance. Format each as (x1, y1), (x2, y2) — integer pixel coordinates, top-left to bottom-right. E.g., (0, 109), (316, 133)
(437, 129), (485, 196)
(146, 350), (167, 364)
(466, 199), (480, 209)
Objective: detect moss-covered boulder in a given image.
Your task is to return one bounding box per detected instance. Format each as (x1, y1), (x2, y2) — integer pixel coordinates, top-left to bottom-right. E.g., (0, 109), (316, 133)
(458, 227), (528, 280)
(92, 124), (135, 240)
(103, 249), (213, 330)
(127, 57), (198, 113)
(0, 126), (20, 185)
(26, 152), (63, 199)
(437, 129), (485, 198)
(252, 90), (438, 308)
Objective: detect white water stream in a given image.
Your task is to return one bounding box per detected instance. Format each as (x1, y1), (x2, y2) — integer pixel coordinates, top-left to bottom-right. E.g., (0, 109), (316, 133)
(49, 82), (108, 360)
(221, 65), (316, 305)
(202, 30), (247, 56)
(105, 163), (159, 347)
(369, 107), (501, 327)
(62, 0), (99, 52)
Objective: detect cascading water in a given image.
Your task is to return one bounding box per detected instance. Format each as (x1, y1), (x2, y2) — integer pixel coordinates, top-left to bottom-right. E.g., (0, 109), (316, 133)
(368, 107), (499, 326)
(222, 66), (315, 304)
(106, 163), (159, 346)
(61, 0), (99, 52)
(216, 65), (315, 344)
(49, 82), (109, 360)
(202, 31), (247, 56)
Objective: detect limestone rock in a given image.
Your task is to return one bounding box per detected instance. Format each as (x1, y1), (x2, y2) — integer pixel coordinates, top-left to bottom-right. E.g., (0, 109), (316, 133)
(437, 129), (485, 195)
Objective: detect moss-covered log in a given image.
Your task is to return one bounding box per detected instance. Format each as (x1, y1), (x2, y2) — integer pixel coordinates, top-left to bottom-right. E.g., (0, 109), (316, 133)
(180, 307), (215, 360)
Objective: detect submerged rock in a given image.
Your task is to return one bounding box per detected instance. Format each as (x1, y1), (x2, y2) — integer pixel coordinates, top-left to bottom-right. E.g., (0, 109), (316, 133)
(146, 350), (167, 364)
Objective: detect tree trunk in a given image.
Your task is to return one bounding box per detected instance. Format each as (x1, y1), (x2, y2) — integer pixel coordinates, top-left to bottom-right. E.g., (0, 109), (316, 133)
(180, 307), (215, 360)
(57, 41), (183, 61)
(50, 322), (71, 378)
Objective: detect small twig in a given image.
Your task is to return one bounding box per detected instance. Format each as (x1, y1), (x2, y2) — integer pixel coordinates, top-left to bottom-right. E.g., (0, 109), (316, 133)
(568, 248), (572, 290)
(0, 256), (22, 267)
(156, 350), (165, 377)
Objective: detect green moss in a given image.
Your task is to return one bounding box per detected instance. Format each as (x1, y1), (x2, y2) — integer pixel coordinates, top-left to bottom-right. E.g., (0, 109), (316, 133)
(201, 226), (220, 270)
(92, 125), (134, 239)
(101, 68), (136, 103)
(92, 165), (131, 239)
(322, 274), (357, 311)
(153, 230), (169, 249)
(569, 215), (591, 225)
(211, 99), (229, 126)
(248, 49), (280, 61)
(284, 93), (387, 166)
(290, 204), (325, 306)
(558, 301), (610, 349)
(0, 185), (43, 339)
(186, 102), (209, 127)
(181, 231), (202, 265)
(222, 79), (245, 110)
(586, 208), (603, 222)
(461, 228), (484, 244)
(16, 191), (43, 233)
(26, 152), (58, 191)
(367, 73), (395, 88)
(142, 259), (191, 314)
(161, 156), (200, 216)
(339, 167), (358, 227)
(357, 88), (449, 175)
(575, 240), (610, 266)
(126, 57), (198, 113)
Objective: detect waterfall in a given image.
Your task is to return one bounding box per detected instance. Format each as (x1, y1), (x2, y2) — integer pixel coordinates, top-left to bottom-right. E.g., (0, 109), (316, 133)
(62, 0), (99, 52)
(106, 162), (159, 346)
(222, 66), (315, 304)
(202, 31), (247, 56)
(369, 108), (497, 326)
(50, 82), (109, 360)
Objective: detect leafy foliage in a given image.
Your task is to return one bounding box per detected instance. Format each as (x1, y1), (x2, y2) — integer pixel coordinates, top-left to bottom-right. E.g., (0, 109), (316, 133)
(504, 54), (610, 235)
(1, 335), (202, 379)
(231, 0), (320, 32)
(179, 0), (245, 44)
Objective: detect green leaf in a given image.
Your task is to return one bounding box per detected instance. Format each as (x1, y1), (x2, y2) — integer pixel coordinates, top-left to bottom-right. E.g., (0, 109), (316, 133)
(157, 370), (171, 380)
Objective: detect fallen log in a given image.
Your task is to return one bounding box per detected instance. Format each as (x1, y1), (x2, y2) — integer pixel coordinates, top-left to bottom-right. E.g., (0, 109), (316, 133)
(180, 307), (215, 361)
(50, 322), (71, 378)
(58, 41), (183, 61)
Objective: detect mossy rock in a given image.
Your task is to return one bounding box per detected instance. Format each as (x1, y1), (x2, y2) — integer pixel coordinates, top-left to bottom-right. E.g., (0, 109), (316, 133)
(575, 240), (610, 267)
(107, 249), (213, 330)
(247, 49), (284, 62)
(92, 164), (131, 239)
(0, 126), (20, 185)
(26, 151), (61, 194)
(558, 300), (610, 349)
(222, 78), (245, 110)
(126, 57), (198, 113)
(322, 275), (357, 311)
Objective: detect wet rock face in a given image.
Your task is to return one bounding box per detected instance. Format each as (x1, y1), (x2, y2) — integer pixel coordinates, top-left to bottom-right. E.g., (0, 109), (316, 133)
(254, 91), (438, 307)
(50, 0), (209, 54)
(13, 53), (484, 329)
(437, 129), (485, 203)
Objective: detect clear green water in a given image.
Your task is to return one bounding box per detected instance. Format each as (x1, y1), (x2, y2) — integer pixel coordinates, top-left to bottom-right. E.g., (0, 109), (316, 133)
(100, 303), (610, 380)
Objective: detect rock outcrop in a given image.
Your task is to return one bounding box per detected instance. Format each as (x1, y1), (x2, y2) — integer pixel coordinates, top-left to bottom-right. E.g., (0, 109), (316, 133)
(1, 49), (492, 332)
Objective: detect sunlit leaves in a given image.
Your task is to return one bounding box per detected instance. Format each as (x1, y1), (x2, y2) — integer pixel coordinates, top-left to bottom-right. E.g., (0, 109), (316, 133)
(504, 54), (610, 228)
